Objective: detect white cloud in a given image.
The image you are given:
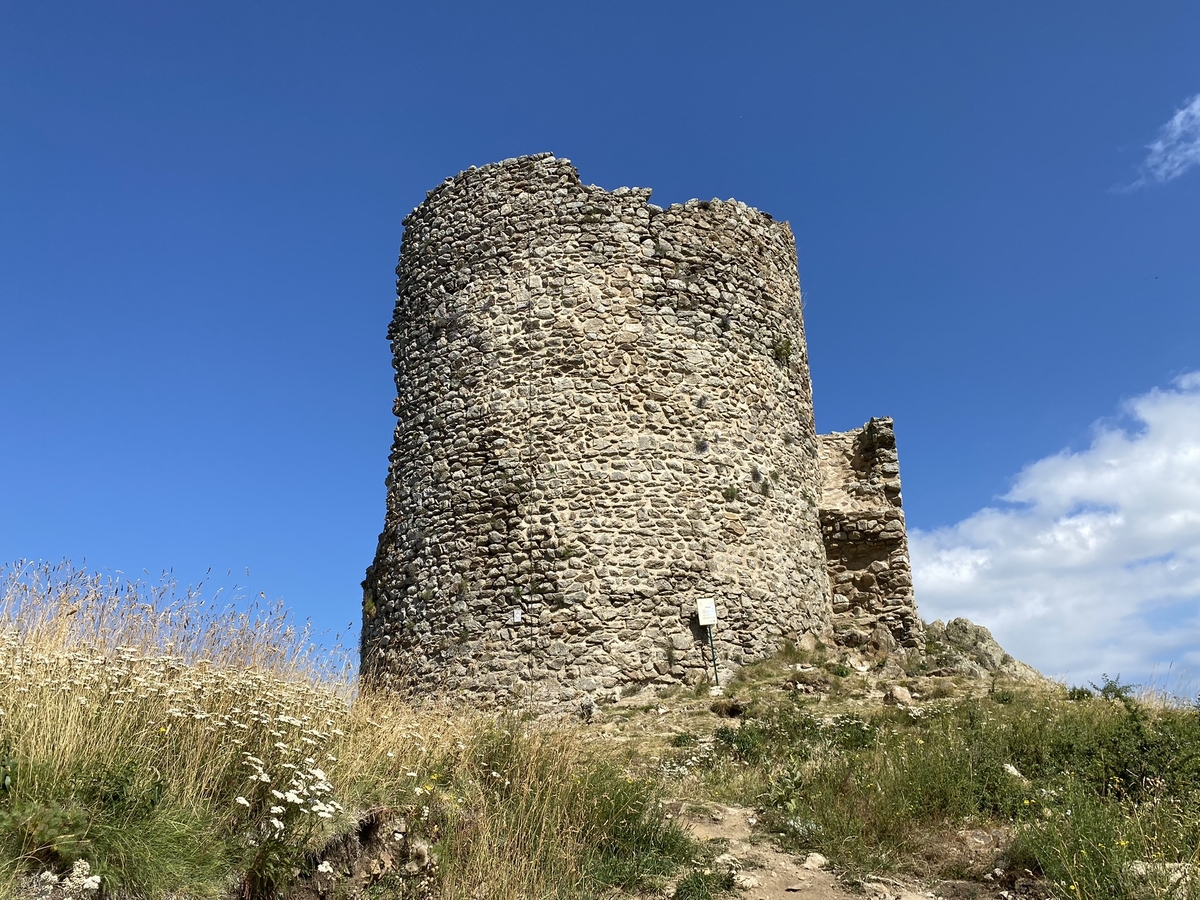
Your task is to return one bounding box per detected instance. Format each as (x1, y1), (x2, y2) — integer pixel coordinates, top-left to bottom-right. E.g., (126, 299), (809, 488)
(1125, 93), (1200, 189)
(910, 373), (1200, 688)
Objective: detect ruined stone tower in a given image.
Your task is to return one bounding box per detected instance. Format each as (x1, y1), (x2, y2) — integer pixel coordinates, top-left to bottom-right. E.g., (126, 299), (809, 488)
(362, 154), (921, 705)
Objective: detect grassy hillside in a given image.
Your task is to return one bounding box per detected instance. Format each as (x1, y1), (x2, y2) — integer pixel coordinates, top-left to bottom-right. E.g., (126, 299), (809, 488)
(2, 562), (1197, 900)
(655, 661), (1200, 897)
(0, 563), (696, 900)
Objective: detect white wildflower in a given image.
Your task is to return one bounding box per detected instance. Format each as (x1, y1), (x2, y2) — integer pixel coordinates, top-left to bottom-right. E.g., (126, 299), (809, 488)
(236, 796), (251, 807)
(316, 861), (334, 875)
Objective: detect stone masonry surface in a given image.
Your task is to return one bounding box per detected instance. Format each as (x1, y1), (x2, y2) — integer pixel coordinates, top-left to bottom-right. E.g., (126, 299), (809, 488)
(817, 418), (923, 652)
(363, 154), (920, 706)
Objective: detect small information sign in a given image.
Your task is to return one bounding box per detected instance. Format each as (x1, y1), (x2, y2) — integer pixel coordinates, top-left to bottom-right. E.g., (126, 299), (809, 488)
(696, 597), (717, 627)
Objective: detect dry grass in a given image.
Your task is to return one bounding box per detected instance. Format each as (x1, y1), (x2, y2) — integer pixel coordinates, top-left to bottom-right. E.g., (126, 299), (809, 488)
(12, 560), (1199, 900)
(0, 562), (693, 900)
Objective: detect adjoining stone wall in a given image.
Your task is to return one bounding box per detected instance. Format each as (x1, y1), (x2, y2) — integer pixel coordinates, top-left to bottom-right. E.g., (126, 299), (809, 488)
(817, 418), (923, 651)
(362, 154), (832, 705)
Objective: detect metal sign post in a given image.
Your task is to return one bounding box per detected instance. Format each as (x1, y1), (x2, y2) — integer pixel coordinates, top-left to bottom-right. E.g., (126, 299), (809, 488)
(695, 597), (719, 686)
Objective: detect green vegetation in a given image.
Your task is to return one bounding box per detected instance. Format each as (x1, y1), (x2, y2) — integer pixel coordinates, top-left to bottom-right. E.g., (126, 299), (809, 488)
(6, 562), (1199, 900)
(771, 337), (792, 366)
(670, 867), (735, 900)
(666, 674), (1200, 899)
(0, 563), (697, 900)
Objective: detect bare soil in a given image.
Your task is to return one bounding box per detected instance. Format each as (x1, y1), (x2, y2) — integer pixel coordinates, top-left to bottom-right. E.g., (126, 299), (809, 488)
(673, 802), (1040, 900)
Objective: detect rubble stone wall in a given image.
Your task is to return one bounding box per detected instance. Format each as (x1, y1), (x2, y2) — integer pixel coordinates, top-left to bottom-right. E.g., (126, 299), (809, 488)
(362, 154), (833, 705)
(817, 418), (922, 650)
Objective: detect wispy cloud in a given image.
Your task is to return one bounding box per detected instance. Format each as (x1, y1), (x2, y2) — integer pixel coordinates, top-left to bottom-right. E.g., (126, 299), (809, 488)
(910, 373), (1200, 687)
(1123, 93), (1200, 190)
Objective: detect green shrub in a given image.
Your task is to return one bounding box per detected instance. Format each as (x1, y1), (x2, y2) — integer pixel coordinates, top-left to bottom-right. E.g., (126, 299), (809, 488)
(686, 686), (1200, 885)
(712, 724), (770, 764)
(771, 338), (793, 366)
(0, 796), (88, 867)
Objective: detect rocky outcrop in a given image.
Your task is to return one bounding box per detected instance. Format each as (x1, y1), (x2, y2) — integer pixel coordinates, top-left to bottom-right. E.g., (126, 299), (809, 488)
(923, 618), (1042, 681)
(287, 808), (437, 900)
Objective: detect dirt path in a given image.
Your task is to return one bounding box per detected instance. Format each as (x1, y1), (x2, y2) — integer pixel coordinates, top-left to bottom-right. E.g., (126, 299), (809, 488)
(676, 803), (1011, 900)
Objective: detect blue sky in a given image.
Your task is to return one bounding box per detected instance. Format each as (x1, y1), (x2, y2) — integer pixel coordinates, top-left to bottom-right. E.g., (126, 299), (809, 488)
(2, 2), (1197, 684)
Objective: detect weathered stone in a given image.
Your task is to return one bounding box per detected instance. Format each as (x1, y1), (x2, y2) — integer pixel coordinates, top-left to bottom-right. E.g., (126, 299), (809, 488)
(926, 617), (1043, 681)
(818, 418), (923, 653)
(885, 684), (915, 706)
(789, 667), (831, 692)
(361, 155), (923, 706)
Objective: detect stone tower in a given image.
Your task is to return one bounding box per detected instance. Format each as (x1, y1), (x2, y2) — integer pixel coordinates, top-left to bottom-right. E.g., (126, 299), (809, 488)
(818, 418), (921, 652)
(362, 154), (920, 705)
